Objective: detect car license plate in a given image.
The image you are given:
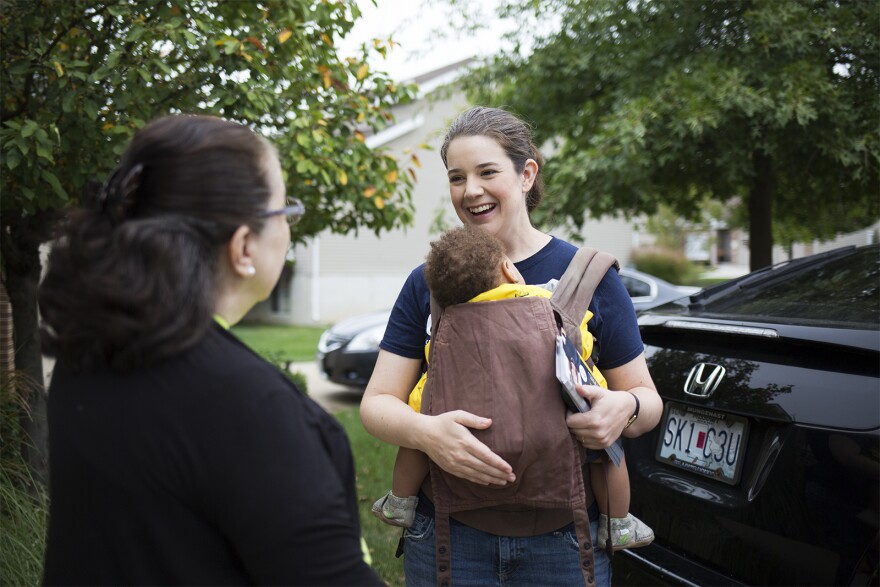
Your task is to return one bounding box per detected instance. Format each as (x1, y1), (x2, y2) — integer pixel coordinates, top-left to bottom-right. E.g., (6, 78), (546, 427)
(656, 403), (748, 485)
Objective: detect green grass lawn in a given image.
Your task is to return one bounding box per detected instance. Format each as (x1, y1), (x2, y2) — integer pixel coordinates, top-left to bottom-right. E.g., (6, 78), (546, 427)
(231, 323), (325, 363)
(336, 408), (406, 586)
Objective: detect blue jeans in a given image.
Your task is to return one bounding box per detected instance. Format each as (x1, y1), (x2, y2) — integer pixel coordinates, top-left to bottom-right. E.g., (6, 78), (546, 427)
(403, 511), (610, 586)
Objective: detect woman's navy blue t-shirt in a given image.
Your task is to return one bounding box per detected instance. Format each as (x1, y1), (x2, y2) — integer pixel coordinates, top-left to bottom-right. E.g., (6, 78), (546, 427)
(380, 236), (644, 370)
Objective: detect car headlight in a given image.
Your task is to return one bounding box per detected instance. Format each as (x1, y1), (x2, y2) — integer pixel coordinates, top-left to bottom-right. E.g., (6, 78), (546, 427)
(345, 324), (386, 352)
(318, 330), (345, 353)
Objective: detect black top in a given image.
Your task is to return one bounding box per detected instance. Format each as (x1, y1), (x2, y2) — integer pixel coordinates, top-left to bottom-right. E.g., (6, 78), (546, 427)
(43, 324), (382, 586)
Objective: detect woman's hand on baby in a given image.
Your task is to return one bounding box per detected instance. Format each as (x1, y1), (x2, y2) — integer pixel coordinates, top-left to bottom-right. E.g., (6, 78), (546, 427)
(420, 411), (516, 486)
(565, 384), (630, 449)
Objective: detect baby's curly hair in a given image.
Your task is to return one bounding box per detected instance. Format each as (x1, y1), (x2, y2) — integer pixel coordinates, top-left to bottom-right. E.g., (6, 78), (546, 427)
(424, 226), (506, 308)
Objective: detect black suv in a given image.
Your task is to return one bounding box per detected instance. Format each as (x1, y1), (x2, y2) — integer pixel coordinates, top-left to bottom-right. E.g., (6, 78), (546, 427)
(616, 245), (879, 586)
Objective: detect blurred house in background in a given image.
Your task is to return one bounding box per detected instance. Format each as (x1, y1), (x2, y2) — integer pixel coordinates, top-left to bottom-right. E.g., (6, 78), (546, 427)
(681, 222), (878, 268)
(248, 59), (643, 325)
(248, 59), (880, 326)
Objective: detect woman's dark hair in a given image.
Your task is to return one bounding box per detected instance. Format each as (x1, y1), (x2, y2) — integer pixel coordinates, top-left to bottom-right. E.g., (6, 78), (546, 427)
(424, 227), (506, 309)
(39, 115), (276, 371)
(439, 106), (545, 213)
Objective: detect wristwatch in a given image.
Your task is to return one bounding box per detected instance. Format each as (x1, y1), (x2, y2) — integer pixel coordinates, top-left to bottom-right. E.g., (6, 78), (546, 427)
(624, 392), (640, 429)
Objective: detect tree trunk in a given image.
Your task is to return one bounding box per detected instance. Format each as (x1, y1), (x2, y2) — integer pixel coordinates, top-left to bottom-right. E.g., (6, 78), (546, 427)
(748, 150), (774, 271)
(1, 211), (52, 486)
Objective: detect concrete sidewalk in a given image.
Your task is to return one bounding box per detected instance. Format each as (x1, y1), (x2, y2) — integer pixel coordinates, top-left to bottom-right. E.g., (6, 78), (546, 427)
(702, 264), (750, 280)
(289, 360), (364, 414)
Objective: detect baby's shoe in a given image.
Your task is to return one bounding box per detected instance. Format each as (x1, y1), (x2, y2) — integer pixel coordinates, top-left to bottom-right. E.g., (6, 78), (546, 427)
(371, 491), (418, 528)
(598, 513), (654, 551)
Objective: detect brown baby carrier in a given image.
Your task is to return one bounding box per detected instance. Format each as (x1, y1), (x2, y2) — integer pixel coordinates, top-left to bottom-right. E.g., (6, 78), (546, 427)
(420, 247), (619, 587)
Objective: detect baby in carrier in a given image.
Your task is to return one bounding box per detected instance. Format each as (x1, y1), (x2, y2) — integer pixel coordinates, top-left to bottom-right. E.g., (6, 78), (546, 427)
(372, 226), (653, 551)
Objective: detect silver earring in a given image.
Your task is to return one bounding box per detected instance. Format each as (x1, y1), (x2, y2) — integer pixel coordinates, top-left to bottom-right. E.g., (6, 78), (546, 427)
(246, 266), (256, 276)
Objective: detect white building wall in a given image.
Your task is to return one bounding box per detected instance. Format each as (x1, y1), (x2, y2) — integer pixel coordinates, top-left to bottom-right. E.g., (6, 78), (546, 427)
(288, 92), (472, 325)
(574, 215), (641, 267)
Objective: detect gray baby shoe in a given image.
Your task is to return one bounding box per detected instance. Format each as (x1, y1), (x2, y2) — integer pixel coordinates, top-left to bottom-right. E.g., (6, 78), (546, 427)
(371, 491), (419, 528)
(598, 513), (655, 551)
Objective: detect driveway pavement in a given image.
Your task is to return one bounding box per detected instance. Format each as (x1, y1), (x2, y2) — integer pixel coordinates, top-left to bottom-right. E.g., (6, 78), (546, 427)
(290, 360), (364, 413)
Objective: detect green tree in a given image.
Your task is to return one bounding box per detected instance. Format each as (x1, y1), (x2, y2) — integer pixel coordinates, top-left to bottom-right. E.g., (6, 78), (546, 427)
(466, 0), (879, 271)
(1, 0), (418, 480)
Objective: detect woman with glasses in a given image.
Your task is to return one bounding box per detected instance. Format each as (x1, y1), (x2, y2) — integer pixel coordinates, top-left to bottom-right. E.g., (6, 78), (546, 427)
(39, 115), (382, 585)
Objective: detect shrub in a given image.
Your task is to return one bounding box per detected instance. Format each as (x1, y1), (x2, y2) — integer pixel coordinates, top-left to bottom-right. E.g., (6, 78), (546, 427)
(0, 464), (48, 585)
(1, 373), (49, 586)
(630, 248), (701, 285)
(261, 351), (309, 394)
(286, 370), (309, 394)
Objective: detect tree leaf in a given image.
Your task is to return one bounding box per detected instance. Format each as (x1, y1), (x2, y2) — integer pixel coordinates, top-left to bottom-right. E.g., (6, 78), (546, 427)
(41, 170), (67, 199)
(223, 39), (238, 55)
(5, 149), (21, 170)
(36, 143), (54, 162)
(21, 121), (38, 138)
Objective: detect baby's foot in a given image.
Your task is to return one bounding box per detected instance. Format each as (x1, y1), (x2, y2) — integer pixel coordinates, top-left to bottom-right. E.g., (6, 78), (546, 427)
(370, 491), (419, 528)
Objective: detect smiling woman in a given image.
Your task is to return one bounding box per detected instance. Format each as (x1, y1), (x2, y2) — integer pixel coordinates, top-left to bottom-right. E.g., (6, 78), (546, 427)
(359, 106), (663, 587)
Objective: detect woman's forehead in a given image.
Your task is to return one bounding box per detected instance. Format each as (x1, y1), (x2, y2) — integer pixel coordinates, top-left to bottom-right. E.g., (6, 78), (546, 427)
(446, 135), (508, 165)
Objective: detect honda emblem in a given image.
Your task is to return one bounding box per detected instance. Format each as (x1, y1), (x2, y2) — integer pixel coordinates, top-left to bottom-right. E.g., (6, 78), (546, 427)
(684, 363), (726, 397)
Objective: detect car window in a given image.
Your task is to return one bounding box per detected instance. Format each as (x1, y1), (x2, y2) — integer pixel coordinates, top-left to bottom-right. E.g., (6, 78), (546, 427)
(621, 275), (652, 298)
(702, 247), (880, 327)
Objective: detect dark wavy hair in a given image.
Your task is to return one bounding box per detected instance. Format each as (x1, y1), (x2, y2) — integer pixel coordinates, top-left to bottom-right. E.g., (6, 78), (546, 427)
(39, 115), (276, 371)
(439, 106), (546, 213)
(424, 227), (507, 309)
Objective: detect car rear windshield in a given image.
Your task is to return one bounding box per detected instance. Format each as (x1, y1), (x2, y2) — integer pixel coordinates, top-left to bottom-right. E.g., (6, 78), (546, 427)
(702, 247), (880, 328)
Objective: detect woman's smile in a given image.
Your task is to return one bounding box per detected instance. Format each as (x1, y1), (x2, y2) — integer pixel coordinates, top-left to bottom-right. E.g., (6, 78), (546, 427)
(467, 202), (496, 216)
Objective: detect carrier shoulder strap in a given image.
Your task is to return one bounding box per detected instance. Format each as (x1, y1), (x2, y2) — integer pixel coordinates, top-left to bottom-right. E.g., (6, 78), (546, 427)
(551, 247), (620, 319)
(551, 246), (620, 560)
(550, 247), (619, 355)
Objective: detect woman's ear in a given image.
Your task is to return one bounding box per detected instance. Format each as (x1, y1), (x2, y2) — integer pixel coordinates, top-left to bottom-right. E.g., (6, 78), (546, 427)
(521, 158), (539, 193)
(227, 225), (256, 278)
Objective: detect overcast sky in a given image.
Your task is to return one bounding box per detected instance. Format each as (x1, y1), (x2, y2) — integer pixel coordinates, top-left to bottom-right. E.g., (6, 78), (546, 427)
(339, 0), (514, 80)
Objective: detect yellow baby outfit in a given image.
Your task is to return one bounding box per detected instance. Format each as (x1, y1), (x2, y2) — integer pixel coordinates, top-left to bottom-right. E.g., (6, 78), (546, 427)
(407, 283), (606, 412)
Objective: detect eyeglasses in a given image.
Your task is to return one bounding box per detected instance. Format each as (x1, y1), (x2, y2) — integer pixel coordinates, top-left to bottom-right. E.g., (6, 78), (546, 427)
(259, 198), (305, 226)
